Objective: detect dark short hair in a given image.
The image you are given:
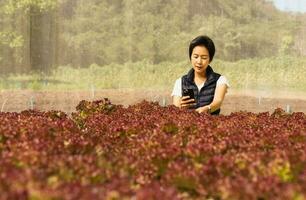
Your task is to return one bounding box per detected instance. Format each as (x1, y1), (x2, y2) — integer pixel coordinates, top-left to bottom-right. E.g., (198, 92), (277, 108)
(189, 35), (215, 62)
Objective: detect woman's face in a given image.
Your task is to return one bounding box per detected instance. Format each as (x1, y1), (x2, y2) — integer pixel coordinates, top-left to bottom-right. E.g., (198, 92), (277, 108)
(191, 45), (210, 75)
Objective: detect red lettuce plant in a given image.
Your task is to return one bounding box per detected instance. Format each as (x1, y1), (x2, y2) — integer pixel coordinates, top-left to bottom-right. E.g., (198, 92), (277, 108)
(0, 101), (305, 200)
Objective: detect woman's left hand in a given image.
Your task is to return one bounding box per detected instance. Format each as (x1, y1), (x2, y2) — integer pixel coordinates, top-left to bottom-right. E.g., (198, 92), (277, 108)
(195, 106), (210, 114)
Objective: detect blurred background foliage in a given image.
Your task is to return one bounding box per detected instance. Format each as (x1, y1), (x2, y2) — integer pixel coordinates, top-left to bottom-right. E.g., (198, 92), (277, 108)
(0, 0), (305, 91)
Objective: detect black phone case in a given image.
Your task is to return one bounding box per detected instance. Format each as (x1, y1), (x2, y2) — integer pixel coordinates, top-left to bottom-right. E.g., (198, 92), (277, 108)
(182, 89), (194, 99)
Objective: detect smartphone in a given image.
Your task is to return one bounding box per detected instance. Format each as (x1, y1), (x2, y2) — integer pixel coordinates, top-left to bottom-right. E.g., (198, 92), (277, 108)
(182, 88), (195, 99)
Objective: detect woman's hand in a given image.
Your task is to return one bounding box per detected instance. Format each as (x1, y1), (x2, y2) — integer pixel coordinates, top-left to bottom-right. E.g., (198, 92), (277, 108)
(180, 96), (196, 108)
(195, 105), (210, 114)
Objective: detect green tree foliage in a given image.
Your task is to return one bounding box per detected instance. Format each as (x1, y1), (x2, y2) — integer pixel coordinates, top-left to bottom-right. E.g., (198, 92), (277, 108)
(59, 0), (306, 66)
(0, 0), (305, 73)
(61, 0), (189, 67)
(0, 0), (59, 73)
(4, 0), (57, 14)
(188, 0), (301, 60)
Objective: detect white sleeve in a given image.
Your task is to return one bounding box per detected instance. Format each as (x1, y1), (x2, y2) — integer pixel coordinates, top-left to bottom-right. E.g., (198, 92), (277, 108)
(171, 78), (182, 97)
(217, 75), (230, 88)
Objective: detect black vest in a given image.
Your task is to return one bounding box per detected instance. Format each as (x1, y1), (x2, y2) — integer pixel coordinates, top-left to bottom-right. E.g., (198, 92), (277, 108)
(181, 66), (221, 115)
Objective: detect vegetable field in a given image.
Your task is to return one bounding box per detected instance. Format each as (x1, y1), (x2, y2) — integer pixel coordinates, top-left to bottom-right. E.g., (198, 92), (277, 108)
(0, 99), (305, 200)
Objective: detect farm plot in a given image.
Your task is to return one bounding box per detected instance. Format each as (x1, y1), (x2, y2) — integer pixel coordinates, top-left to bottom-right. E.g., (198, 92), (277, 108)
(0, 99), (306, 199)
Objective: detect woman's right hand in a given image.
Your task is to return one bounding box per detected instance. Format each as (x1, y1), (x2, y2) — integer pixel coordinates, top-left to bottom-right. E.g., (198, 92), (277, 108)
(180, 96), (196, 108)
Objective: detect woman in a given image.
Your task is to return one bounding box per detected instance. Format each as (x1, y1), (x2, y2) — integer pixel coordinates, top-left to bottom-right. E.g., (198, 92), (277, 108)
(171, 35), (229, 115)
